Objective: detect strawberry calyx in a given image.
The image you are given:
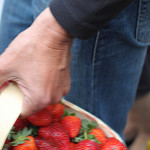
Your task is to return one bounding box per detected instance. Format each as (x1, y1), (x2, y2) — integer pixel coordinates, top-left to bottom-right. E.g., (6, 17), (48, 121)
(10, 127), (32, 146)
(63, 110), (76, 117)
(28, 124), (39, 137)
(3, 145), (9, 150)
(80, 119), (98, 134)
(72, 119), (100, 143)
(7, 127), (16, 140)
(72, 129), (100, 144)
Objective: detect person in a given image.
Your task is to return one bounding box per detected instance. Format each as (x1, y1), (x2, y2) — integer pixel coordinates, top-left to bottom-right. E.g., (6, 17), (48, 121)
(124, 47), (150, 149)
(0, 0), (150, 140)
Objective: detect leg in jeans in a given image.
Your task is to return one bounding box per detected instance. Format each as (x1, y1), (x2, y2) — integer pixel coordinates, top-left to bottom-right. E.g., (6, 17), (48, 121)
(65, 0), (150, 139)
(124, 47), (150, 149)
(0, 0), (33, 54)
(0, 0), (53, 54)
(137, 47), (150, 98)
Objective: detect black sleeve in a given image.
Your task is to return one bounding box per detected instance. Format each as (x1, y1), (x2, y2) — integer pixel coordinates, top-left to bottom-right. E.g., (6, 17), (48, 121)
(49, 0), (133, 39)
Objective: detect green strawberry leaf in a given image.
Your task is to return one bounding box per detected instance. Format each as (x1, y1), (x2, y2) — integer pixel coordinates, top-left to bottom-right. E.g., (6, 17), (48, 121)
(70, 112), (76, 116)
(10, 127), (32, 146)
(64, 110), (76, 117)
(8, 127), (16, 140)
(29, 124), (39, 137)
(80, 119), (98, 134)
(64, 110), (69, 116)
(72, 119), (99, 143)
(72, 134), (84, 143)
(11, 136), (29, 146)
(88, 134), (95, 139)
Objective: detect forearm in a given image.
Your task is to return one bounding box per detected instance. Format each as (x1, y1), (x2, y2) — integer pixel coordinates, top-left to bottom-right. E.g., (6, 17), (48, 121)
(50, 0), (133, 39)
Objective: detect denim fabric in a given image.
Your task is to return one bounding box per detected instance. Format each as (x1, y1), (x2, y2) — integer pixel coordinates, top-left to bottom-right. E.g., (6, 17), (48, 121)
(65, 0), (150, 138)
(0, 0), (33, 52)
(136, 0), (150, 43)
(0, 0), (150, 139)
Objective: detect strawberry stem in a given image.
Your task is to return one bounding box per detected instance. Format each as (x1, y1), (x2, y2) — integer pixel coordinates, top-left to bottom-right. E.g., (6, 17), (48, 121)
(84, 130), (88, 139)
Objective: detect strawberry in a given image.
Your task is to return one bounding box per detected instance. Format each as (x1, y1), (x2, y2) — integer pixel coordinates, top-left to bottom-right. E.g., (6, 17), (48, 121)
(38, 123), (71, 150)
(70, 142), (75, 150)
(11, 128), (38, 150)
(27, 108), (52, 126)
(61, 116), (81, 138)
(74, 140), (100, 150)
(89, 128), (107, 145)
(35, 136), (58, 150)
(14, 118), (29, 131)
(47, 103), (64, 122)
(12, 136), (38, 150)
(101, 137), (127, 150)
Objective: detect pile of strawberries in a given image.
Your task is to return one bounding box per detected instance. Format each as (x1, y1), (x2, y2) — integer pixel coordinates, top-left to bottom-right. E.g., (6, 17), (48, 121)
(3, 102), (127, 150)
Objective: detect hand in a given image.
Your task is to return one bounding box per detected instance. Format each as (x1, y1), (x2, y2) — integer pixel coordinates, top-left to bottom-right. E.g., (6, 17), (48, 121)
(0, 8), (73, 117)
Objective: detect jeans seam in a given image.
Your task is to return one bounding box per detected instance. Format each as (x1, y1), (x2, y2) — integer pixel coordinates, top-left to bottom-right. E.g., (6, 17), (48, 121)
(90, 31), (100, 112)
(135, 0), (142, 41)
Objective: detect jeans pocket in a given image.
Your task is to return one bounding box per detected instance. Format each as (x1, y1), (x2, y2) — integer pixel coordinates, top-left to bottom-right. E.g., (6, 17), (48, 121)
(136, 0), (150, 43)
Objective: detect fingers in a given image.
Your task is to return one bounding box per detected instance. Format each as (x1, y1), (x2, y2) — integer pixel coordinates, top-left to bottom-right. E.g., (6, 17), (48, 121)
(20, 84), (70, 117)
(21, 92), (61, 117)
(0, 57), (11, 88)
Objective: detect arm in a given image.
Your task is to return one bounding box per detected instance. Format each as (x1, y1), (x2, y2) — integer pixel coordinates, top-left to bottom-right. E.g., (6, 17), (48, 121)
(50, 0), (133, 39)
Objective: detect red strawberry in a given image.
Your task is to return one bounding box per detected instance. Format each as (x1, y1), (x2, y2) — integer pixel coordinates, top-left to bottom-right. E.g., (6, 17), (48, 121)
(47, 103), (64, 122)
(70, 142), (75, 149)
(12, 136), (38, 150)
(101, 137), (127, 150)
(89, 128), (107, 145)
(38, 123), (71, 150)
(35, 136), (58, 150)
(27, 108), (52, 126)
(74, 140), (100, 150)
(60, 116), (81, 138)
(11, 128), (37, 150)
(14, 118), (29, 131)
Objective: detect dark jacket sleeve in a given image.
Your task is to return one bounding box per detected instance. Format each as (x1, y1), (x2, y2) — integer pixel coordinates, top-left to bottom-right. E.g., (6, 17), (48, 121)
(49, 0), (133, 39)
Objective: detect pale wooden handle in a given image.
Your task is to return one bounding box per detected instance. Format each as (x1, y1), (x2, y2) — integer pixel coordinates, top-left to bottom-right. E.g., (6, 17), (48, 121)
(0, 83), (23, 150)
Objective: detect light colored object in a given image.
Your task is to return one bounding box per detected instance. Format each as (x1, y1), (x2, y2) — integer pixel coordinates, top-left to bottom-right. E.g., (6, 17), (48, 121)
(0, 83), (23, 150)
(62, 99), (123, 142)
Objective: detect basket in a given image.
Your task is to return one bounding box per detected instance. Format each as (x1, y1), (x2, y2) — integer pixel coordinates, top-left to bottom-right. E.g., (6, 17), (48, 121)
(62, 99), (123, 142)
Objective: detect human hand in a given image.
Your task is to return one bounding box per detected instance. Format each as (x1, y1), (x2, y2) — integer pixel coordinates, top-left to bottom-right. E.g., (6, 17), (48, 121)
(0, 8), (73, 117)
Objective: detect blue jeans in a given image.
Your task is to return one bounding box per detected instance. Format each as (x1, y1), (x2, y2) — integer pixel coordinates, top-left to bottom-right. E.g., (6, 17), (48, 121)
(1, 0), (150, 139)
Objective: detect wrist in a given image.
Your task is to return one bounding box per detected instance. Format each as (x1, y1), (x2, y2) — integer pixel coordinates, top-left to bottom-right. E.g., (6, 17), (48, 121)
(31, 8), (73, 44)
